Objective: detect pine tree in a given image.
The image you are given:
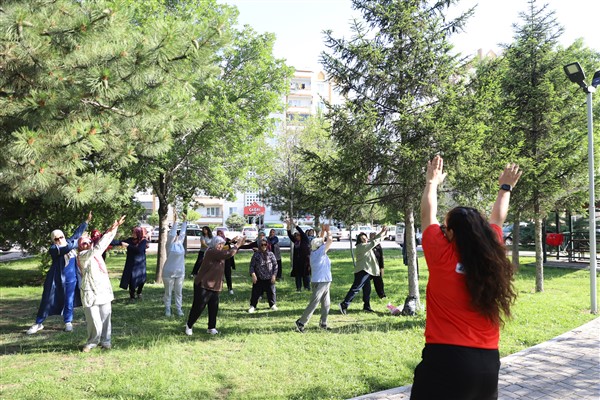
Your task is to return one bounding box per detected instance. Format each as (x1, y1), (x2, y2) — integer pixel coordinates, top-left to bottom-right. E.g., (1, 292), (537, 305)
(320, 0), (473, 306)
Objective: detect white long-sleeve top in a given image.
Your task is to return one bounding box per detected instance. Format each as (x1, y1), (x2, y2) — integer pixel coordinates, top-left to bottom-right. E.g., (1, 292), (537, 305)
(162, 221), (187, 278)
(77, 229), (117, 307)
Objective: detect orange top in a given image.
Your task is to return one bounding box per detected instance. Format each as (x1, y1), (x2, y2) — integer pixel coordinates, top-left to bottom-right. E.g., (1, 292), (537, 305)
(422, 223), (503, 349)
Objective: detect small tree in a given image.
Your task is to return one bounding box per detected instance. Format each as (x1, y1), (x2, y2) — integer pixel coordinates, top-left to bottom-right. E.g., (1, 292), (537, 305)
(226, 213), (246, 230)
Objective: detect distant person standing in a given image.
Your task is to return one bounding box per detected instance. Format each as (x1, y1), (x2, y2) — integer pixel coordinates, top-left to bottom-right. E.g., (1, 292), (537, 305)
(369, 232), (386, 299)
(339, 226), (387, 314)
(162, 213), (187, 317)
(216, 229), (237, 295)
(295, 224), (333, 333)
(286, 219), (311, 291)
(76, 215), (126, 352)
(192, 226), (214, 276)
(267, 229), (283, 280)
(410, 156), (520, 400)
(119, 226), (149, 300)
(26, 212), (92, 335)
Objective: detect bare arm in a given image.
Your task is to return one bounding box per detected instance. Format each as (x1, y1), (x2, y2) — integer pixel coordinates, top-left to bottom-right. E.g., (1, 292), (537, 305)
(421, 156), (447, 230)
(489, 163), (522, 226)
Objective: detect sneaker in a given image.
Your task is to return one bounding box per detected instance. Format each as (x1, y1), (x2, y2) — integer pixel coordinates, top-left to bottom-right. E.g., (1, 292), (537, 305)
(176, 309), (184, 317)
(248, 306), (256, 314)
(207, 328), (219, 335)
(165, 309), (172, 317)
(65, 322), (73, 332)
(339, 303), (347, 315)
(270, 304), (278, 311)
(82, 345), (94, 353)
(101, 343), (112, 350)
(319, 323), (331, 331)
(363, 306), (374, 313)
(229, 290), (234, 295)
(295, 320), (305, 333)
(26, 323), (44, 335)
(185, 324), (193, 336)
(136, 293), (142, 299)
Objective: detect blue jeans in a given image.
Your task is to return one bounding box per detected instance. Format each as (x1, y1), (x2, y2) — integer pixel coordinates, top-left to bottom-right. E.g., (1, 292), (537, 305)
(341, 270), (372, 309)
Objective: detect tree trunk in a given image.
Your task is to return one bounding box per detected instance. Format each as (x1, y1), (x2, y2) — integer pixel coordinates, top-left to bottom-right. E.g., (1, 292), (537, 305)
(534, 200), (544, 292)
(405, 204), (421, 311)
(512, 212), (520, 267)
(155, 198), (169, 284)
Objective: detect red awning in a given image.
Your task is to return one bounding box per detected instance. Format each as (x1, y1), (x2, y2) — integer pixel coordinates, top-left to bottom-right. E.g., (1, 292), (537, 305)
(243, 202), (266, 216)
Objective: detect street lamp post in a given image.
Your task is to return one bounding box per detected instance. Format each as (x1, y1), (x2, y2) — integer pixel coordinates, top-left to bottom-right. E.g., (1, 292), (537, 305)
(563, 62), (598, 314)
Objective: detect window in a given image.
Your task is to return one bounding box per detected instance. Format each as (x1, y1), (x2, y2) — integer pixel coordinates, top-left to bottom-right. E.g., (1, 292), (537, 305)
(206, 207), (221, 217)
(229, 207), (237, 215)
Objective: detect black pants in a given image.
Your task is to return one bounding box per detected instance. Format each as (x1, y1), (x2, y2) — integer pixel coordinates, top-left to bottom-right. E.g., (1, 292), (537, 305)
(410, 344), (500, 400)
(224, 261), (233, 291)
(276, 259), (282, 279)
(250, 279), (276, 308)
(295, 275), (310, 291)
(187, 284), (219, 330)
(129, 282), (145, 299)
(192, 251), (205, 275)
(341, 270), (372, 308)
(371, 274), (386, 298)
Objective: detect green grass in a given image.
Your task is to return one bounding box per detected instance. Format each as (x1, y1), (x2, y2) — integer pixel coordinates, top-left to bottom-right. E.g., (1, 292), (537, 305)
(0, 250), (597, 399)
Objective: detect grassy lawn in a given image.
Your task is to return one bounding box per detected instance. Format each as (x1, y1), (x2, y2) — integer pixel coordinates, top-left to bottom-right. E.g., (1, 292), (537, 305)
(0, 249), (597, 399)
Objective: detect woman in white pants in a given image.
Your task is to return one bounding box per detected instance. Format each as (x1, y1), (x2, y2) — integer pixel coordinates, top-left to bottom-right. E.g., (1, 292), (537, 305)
(162, 213), (187, 317)
(77, 215), (125, 352)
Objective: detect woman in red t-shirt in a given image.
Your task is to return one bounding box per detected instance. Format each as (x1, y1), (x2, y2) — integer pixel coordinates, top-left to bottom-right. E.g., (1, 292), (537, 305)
(410, 156), (522, 400)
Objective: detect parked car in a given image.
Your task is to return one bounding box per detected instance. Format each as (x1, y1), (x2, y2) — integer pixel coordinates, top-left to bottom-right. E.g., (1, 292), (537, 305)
(329, 226), (342, 241)
(267, 228), (291, 248)
(184, 227), (205, 249)
(151, 227), (160, 243)
(384, 226), (396, 241)
(350, 225), (376, 240)
(242, 226), (258, 241)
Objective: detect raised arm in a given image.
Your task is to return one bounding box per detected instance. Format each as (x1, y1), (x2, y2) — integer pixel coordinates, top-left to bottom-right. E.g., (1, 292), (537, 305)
(323, 224), (333, 252)
(489, 163), (522, 227)
(421, 155), (447, 230)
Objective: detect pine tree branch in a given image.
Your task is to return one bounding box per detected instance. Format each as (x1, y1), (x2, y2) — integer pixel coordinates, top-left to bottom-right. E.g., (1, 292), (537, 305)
(80, 99), (138, 117)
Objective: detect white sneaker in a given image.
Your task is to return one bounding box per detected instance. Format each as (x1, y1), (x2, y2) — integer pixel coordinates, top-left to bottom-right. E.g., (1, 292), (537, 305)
(165, 309), (171, 317)
(229, 290), (234, 295)
(65, 322), (73, 332)
(82, 345), (94, 353)
(185, 324), (193, 336)
(270, 305), (278, 311)
(26, 323), (44, 335)
(207, 328), (219, 335)
(248, 306), (255, 314)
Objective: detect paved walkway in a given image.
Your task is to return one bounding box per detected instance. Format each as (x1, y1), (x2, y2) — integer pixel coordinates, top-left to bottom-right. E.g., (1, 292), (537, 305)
(349, 317), (600, 400)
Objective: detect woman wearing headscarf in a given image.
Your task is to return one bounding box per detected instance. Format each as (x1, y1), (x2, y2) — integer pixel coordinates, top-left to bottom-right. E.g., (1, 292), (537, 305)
(162, 213), (187, 316)
(410, 156), (521, 399)
(26, 211), (92, 334)
(286, 219), (311, 291)
(119, 226), (149, 300)
(247, 236), (279, 313)
(77, 215), (125, 352)
(267, 229), (282, 280)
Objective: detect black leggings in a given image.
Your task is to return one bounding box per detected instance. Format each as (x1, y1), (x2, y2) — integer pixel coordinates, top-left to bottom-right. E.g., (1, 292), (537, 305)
(410, 344), (500, 400)
(186, 284), (219, 330)
(192, 251), (205, 275)
(224, 261), (233, 291)
(129, 282), (145, 299)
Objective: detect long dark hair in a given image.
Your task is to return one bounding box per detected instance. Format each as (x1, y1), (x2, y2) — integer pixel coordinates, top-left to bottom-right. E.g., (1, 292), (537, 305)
(355, 233), (367, 246)
(202, 226), (213, 239)
(446, 206), (517, 326)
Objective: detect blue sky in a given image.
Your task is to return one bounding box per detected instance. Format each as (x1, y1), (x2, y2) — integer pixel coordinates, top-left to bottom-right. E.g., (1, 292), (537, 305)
(220, 0), (599, 71)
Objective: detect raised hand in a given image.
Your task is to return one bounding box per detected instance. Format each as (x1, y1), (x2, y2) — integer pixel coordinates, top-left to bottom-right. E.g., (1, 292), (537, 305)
(499, 163), (522, 188)
(426, 155), (447, 186)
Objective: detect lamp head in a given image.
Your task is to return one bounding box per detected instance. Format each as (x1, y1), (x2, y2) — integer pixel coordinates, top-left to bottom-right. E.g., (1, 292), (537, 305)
(563, 62), (587, 90)
(592, 70), (600, 89)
